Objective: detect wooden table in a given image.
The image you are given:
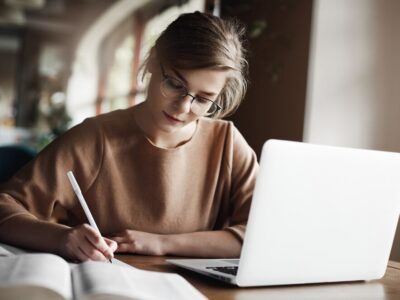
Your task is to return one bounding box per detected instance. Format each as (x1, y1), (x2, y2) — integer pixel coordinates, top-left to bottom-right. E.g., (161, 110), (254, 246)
(116, 254), (400, 300)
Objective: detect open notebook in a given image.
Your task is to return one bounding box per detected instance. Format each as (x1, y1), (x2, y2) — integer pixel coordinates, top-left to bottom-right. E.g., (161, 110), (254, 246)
(0, 244), (207, 300)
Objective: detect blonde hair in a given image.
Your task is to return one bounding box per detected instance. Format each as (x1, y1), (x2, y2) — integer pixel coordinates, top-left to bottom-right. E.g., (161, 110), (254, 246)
(148, 11), (248, 118)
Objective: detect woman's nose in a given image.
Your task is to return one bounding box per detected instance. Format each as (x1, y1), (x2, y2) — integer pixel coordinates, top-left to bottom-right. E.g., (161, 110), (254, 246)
(174, 95), (193, 114)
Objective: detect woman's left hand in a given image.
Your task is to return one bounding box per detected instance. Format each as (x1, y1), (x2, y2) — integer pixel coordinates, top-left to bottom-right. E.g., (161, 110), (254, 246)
(109, 230), (166, 256)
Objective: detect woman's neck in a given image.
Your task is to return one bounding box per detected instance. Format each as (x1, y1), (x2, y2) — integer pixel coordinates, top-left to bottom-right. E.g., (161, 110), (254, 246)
(133, 102), (197, 149)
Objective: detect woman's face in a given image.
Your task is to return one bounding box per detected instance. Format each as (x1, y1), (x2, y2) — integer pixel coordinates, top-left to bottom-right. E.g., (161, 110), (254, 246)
(144, 62), (229, 134)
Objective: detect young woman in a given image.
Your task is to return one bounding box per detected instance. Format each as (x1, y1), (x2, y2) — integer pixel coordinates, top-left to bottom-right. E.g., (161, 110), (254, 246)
(0, 12), (258, 262)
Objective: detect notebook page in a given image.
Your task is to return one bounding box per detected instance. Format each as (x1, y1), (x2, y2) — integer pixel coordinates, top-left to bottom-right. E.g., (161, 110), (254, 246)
(0, 253), (72, 300)
(72, 260), (207, 300)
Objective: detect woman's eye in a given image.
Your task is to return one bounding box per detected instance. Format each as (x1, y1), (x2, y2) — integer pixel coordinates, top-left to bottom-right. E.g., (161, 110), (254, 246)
(196, 97), (210, 104)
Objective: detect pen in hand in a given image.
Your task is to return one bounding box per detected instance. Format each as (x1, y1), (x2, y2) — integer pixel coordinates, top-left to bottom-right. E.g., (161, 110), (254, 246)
(67, 171), (113, 263)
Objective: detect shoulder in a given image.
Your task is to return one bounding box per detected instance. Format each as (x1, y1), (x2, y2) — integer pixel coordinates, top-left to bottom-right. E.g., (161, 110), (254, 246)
(61, 108), (131, 136)
(197, 118), (255, 164)
(39, 108), (135, 157)
(198, 117), (250, 147)
(73, 107), (140, 143)
(197, 117), (233, 140)
(83, 108), (135, 132)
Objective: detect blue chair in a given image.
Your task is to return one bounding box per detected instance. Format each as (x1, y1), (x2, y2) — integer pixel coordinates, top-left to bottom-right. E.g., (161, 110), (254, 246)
(0, 144), (37, 183)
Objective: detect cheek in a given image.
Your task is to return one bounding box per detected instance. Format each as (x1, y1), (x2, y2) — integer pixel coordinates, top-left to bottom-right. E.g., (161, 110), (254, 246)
(147, 80), (166, 107)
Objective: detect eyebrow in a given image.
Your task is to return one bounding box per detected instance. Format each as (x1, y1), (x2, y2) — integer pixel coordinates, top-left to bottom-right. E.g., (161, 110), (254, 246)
(171, 68), (218, 97)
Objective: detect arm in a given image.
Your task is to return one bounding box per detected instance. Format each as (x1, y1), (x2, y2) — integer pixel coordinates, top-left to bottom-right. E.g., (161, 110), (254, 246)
(0, 119), (115, 261)
(111, 229), (241, 257)
(163, 230), (241, 257)
(0, 214), (116, 261)
(0, 214), (70, 255)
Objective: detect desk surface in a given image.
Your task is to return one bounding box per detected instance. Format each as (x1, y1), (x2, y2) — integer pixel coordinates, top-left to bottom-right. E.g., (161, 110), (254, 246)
(116, 255), (400, 300)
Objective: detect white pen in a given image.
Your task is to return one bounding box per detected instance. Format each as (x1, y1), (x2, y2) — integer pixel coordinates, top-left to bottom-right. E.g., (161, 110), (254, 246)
(67, 171), (113, 263)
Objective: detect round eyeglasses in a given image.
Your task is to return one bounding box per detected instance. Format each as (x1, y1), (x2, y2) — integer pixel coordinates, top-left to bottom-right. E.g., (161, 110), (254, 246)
(159, 64), (222, 116)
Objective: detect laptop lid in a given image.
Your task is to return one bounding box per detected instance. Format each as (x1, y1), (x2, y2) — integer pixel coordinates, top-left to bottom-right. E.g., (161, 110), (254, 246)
(237, 140), (400, 287)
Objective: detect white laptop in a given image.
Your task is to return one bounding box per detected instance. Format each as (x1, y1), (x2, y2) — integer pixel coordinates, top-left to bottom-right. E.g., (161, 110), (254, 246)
(167, 139), (400, 287)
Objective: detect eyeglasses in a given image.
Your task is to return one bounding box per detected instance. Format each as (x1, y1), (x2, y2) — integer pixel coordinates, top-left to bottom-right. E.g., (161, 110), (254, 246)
(159, 63), (222, 116)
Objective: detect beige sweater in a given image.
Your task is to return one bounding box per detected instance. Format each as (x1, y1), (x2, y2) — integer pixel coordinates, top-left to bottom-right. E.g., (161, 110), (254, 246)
(0, 107), (258, 241)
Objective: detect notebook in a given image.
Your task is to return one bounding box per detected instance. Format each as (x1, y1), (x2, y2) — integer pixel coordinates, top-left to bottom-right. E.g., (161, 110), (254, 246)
(0, 243), (207, 300)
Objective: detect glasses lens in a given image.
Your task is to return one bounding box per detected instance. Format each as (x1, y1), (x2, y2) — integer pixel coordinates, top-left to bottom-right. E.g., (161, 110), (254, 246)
(160, 75), (221, 116)
(191, 98), (218, 116)
(161, 77), (186, 99)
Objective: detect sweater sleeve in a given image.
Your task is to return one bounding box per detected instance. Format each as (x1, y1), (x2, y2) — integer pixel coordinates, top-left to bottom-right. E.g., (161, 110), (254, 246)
(223, 124), (259, 242)
(0, 118), (103, 226)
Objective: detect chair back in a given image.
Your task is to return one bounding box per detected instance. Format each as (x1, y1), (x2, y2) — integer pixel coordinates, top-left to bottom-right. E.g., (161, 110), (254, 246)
(0, 145), (36, 183)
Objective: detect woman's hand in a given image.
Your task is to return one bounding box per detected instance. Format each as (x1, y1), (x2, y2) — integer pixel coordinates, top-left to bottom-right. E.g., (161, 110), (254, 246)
(109, 230), (165, 256)
(61, 224), (117, 262)
(110, 229), (241, 257)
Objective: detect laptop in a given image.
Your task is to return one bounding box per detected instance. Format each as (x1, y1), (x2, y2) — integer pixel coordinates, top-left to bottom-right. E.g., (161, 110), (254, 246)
(167, 139), (400, 287)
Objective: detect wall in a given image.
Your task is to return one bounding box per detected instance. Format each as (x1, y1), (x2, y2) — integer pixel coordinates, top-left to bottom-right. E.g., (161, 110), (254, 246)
(0, 35), (19, 125)
(222, 0), (313, 157)
(304, 0), (400, 261)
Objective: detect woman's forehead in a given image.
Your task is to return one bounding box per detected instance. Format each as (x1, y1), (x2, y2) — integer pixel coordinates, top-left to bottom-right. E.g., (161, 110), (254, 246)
(169, 67), (230, 94)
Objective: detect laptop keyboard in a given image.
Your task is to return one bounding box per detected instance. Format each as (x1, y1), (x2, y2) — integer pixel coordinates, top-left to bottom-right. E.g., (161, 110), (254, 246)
(206, 266), (238, 276)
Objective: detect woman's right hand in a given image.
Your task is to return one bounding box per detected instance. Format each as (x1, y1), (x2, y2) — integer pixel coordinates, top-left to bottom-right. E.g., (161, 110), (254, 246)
(61, 224), (117, 262)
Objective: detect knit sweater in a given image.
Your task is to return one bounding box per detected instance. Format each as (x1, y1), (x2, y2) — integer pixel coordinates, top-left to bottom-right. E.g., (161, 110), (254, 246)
(0, 107), (258, 241)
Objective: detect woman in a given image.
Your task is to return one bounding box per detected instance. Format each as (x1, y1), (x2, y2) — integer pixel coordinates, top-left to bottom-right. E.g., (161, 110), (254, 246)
(0, 12), (258, 262)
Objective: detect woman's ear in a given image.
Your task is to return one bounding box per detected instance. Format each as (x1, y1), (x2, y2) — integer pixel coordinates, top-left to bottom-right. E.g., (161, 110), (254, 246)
(146, 47), (158, 74)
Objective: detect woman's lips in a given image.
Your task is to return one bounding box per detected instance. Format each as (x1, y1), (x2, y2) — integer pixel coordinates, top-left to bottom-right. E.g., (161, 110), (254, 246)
(163, 111), (183, 123)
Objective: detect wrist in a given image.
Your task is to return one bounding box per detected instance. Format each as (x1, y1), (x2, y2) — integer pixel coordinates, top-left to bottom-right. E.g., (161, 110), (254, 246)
(159, 234), (175, 256)
(56, 227), (72, 258)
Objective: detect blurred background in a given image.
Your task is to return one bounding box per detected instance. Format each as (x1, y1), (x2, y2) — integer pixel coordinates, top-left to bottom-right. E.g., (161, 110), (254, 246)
(0, 0), (399, 261)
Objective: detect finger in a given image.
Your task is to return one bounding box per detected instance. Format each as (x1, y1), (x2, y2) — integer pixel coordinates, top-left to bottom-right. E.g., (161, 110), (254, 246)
(116, 242), (135, 253)
(110, 229), (136, 238)
(83, 226), (114, 259)
(79, 238), (109, 261)
(75, 246), (90, 262)
(104, 238), (118, 252)
(76, 228), (109, 261)
(109, 236), (128, 243)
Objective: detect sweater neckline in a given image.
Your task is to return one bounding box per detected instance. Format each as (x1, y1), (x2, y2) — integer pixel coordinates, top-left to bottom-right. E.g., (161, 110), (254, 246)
(128, 106), (202, 151)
